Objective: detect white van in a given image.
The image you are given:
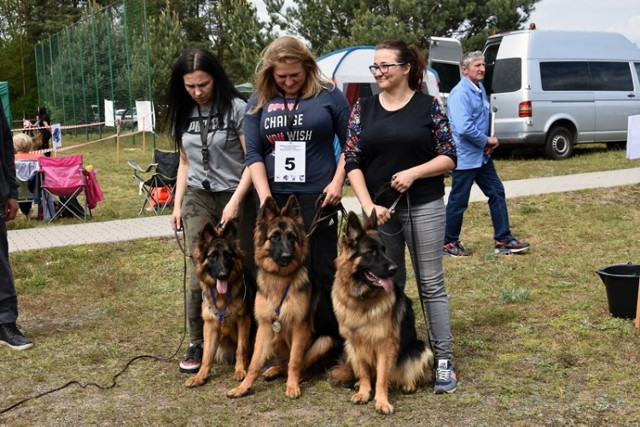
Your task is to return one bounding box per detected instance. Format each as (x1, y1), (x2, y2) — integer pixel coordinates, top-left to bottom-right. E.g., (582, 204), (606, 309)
(484, 29), (640, 159)
(429, 29), (640, 159)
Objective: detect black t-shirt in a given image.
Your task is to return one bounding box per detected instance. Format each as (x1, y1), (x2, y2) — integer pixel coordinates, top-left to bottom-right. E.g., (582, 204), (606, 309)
(346, 92), (448, 208)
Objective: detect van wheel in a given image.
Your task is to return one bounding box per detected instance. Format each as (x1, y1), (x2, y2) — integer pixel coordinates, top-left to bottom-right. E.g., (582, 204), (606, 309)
(544, 126), (574, 160)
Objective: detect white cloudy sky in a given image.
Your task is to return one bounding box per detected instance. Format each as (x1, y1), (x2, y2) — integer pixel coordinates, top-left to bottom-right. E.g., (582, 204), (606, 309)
(251, 0), (640, 47)
(526, 0), (640, 46)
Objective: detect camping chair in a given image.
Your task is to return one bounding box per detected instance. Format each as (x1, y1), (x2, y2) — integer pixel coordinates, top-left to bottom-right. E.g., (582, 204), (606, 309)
(128, 148), (179, 215)
(15, 159), (39, 219)
(38, 154), (89, 222)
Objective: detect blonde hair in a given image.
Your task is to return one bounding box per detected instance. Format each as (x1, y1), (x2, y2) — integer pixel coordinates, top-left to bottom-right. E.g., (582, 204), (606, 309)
(251, 35), (333, 113)
(13, 133), (34, 153)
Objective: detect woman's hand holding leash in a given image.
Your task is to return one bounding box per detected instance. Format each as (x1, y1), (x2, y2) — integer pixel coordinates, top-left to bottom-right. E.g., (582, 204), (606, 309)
(391, 170), (415, 194)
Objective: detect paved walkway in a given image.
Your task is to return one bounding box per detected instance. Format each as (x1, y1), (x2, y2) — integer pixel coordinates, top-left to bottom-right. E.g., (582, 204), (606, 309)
(7, 167), (640, 253)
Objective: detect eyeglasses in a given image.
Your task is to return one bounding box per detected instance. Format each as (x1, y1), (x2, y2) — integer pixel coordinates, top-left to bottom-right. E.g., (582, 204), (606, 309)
(368, 62), (407, 74)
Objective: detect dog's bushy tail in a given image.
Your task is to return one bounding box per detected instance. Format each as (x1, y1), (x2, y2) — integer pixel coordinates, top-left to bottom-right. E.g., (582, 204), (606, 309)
(328, 359), (356, 388)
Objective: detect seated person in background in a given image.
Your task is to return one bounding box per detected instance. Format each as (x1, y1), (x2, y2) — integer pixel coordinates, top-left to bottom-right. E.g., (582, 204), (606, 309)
(12, 133), (54, 219)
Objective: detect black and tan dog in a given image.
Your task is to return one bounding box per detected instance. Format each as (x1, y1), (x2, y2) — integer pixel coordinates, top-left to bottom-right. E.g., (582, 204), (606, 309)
(226, 195), (337, 399)
(185, 220), (254, 387)
(331, 211), (434, 414)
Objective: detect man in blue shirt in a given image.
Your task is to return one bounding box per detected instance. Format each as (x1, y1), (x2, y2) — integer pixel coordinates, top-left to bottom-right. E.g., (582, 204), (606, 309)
(443, 51), (529, 256)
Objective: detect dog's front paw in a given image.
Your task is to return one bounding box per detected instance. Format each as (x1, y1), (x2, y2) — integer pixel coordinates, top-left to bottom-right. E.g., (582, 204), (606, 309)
(233, 368), (247, 381)
(285, 383), (301, 399)
(351, 390), (371, 405)
(375, 400), (394, 415)
(226, 385), (250, 398)
(184, 376), (205, 388)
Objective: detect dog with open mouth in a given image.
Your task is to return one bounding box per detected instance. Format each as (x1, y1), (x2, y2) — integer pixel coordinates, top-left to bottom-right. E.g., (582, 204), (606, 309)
(184, 220), (255, 387)
(331, 211), (434, 414)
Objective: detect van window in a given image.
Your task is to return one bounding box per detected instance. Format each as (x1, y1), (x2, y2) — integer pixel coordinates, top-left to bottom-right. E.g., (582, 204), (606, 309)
(430, 62), (461, 93)
(492, 58), (522, 93)
(589, 62), (633, 91)
(541, 62), (591, 91)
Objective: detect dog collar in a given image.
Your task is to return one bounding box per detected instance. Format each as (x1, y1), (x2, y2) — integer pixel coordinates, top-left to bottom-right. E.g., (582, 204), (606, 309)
(206, 287), (232, 322)
(274, 283), (291, 318)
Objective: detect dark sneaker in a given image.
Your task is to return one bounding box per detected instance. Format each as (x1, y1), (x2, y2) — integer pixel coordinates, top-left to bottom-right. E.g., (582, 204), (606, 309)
(179, 343), (203, 373)
(443, 241), (472, 257)
(495, 239), (530, 255)
(0, 322), (33, 351)
(434, 359), (457, 394)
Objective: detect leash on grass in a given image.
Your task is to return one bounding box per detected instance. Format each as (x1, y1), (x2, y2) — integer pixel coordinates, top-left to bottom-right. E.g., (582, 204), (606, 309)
(0, 230), (190, 415)
(373, 182), (434, 352)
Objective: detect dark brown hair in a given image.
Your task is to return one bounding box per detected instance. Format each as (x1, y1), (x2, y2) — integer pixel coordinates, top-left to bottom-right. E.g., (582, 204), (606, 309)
(375, 40), (426, 91)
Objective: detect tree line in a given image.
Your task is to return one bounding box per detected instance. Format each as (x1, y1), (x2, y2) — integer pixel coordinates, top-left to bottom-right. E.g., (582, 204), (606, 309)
(0, 0), (539, 125)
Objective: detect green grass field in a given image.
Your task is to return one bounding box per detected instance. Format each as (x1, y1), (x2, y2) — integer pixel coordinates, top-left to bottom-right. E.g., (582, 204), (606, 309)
(2, 132), (640, 424)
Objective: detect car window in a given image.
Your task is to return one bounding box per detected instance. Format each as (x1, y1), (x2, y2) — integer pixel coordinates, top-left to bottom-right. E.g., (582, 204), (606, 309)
(540, 62), (591, 91)
(492, 58), (521, 94)
(589, 62), (633, 91)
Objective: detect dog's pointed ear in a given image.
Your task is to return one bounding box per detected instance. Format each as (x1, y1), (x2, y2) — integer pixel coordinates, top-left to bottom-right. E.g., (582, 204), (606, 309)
(365, 208), (378, 231)
(221, 219), (238, 241)
(200, 222), (218, 244)
(282, 194), (301, 219)
(344, 211), (364, 243)
(259, 196), (280, 223)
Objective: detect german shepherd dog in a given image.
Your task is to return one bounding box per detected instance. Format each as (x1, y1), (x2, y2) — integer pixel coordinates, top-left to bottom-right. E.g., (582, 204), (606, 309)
(331, 211), (434, 414)
(227, 195), (337, 399)
(184, 220), (254, 387)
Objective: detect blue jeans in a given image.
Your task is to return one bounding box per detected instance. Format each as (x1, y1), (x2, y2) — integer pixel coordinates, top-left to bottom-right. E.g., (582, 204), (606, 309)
(445, 157), (514, 243)
(377, 198), (453, 361)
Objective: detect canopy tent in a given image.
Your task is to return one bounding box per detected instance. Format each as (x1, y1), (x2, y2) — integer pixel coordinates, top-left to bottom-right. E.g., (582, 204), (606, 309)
(317, 46), (441, 108)
(0, 82), (12, 126)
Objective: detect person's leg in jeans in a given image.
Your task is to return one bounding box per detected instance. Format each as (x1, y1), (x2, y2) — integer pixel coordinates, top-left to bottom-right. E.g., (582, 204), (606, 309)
(473, 158), (513, 242)
(399, 199), (453, 362)
(444, 168), (479, 244)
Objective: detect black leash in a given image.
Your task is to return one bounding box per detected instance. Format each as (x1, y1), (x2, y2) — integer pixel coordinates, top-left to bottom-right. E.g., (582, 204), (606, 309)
(0, 230), (190, 415)
(307, 193), (347, 238)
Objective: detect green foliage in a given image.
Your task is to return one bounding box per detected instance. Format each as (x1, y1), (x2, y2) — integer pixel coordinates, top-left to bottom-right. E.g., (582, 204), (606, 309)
(214, 0), (269, 84)
(1, 0), (542, 126)
(497, 285), (531, 304)
(270, 0), (540, 54)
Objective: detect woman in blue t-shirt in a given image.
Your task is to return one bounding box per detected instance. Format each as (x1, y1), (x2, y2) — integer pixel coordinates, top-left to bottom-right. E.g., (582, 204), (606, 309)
(245, 35), (350, 340)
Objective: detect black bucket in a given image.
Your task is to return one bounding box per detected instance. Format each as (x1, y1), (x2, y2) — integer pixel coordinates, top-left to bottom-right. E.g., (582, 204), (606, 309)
(595, 263), (640, 319)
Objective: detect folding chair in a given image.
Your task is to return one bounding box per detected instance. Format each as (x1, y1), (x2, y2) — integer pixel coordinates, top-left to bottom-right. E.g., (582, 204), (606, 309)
(15, 159), (39, 219)
(128, 148), (179, 215)
(38, 154), (89, 222)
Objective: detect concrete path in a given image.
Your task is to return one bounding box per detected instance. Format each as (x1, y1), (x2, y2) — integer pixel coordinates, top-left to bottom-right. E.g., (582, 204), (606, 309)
(8, 167), (640, 253)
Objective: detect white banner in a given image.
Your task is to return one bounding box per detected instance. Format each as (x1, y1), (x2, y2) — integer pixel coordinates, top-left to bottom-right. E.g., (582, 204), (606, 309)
(104, 99), (115, 127)
(135, 100), (154, 132)
(51, 124), (62, 148)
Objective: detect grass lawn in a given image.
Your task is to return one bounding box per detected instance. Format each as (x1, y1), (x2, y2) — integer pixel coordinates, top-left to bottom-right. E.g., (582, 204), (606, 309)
(2, 132), (640, 424)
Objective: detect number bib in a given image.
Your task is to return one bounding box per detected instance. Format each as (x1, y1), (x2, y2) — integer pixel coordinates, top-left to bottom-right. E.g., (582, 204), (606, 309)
(274, 140), (306, 183)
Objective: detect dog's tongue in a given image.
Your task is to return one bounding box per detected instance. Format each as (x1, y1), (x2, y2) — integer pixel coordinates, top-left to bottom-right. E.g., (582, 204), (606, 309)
(216, 279), (228, 294)
(379, 278), (393, 294)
